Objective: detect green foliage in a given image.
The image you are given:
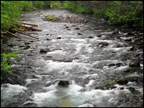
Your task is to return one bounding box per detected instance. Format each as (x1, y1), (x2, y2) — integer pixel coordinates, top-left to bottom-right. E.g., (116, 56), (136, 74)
(1, 51), (19, 74)
(1, 1), (22, 30)
(62, 1), (143, 27)
(103, 1), (143, 27)
(21, 1), (33, 11)
(93, 9), (106, 18)
(62, 1), (92, 14)
(32, 1), (45, 9)
(1, 1), (51, 30)
(46, 16), (57, 21)
(105, 1), (136, 26)
(50, 1), (61, 8)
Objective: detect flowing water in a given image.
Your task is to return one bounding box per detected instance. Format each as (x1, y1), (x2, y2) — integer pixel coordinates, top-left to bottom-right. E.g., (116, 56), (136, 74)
(1, 9), (143, 107)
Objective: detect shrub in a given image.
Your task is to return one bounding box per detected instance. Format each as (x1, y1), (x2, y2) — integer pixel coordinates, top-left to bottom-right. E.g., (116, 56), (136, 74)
(46, 16), (57, 21)
(32, 1), (45, 9)
(50, 1), (61, 8)
(1, 51), (19, 74)
(105, 1), (143, 26)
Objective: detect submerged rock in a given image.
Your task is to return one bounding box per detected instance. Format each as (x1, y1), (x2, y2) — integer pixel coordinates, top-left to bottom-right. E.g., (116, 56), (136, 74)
(40, 48), (50, 54)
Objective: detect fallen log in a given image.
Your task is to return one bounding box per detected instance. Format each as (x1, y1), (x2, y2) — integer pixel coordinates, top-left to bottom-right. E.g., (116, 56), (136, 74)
(12, 29), (39, 39)
(19, 21), (38, 27)
(6, 31), (21, 39)
(31, 26), (42, 31)
(1, 31), (7, 34)
(22, 24), (42, 31)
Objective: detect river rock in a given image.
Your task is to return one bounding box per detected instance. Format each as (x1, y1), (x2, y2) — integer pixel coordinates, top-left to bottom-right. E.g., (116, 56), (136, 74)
(74, 27), (80, 30)
(8, 44), (15, 47)
(46, 38), (50, 41)
(56, 37), (62, 39)
(97, 35), (102, 37)
(127, 32), (134, 36)
(88, 36), (93, 39)
(23, 46), (30, 50)
(129, 61), (140, 67)
(126, 74), (142, 82)
(127, 87), (136, 93)
(57, 80), (70, 87)
(24, 41), (31, 45)
(65, 26), (69, 29)
(40, 48), (50, 54)
(128, 46), (135, 51)
(98, 42), (109, 47)
(117, 79), (128, 85)
(78, 33), (82, 35)
(17, 39), (22, 41)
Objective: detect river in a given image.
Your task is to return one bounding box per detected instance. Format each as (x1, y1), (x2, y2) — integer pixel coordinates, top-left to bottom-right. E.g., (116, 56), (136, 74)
(1, 8), (143, 107)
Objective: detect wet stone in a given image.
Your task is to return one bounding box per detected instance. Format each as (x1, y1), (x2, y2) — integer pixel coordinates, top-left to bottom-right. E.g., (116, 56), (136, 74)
(57, 80), (70, 87)
(23, 46), (30, 50)
(74, 27), (80, 30)
(127, 87), (136, 93)
(116, 44), (123, 48)
(17, 39), (22, 41)
(117, 79), (128, 85)
(97, 35), (102, 37)
(127, 32), (134, 36)
(24, 41), (31, 45)
(56, 37), (62, 39)
(126, 76), (140, 82)
(30, 41), (34, 43)
(40, 48), (50, 54)
(120, 87), (124, 90)
(115, 63), (123, 67)
(108, 64), (116, 67)
(98, 42), (109, 47)
(128, 46), (135, 51)
(64, 59), (73, 62)
(112, 31), (118, 34)
(65, 26), (69, 29)
(8, 44), (15, 47)
(129, 61), (140, 67)
(44, 56), (53, 60)
(78, 33), (82, 35)
(88, 36), (93, 39)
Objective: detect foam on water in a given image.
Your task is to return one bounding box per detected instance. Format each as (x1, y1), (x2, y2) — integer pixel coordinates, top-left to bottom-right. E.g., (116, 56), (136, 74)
(75, 43), (94, 54)
(43, 60), (90, 73)
(46, 50), (66, 56)
(1, 84), (27, 107)
(31, 82), (131, 107)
